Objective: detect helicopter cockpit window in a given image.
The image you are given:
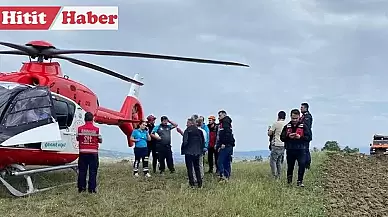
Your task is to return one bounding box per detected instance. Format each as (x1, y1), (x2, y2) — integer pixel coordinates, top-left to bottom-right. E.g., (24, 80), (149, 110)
(3, 88), (53, 127)
(52, 97), (76, 129)
(67, 103), (75, 126)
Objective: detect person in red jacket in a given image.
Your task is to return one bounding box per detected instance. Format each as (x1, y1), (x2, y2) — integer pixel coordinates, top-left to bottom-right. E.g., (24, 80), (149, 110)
(76, 112), (102, 193)
(207, 115), (219, 173)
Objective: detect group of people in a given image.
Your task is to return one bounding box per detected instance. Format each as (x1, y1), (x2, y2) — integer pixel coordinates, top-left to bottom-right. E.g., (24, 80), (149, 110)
(267, 102), (313, 187)
(180, 111), (235, 188)
(74, 102), (312, 193)
(129, 110), (235, 188)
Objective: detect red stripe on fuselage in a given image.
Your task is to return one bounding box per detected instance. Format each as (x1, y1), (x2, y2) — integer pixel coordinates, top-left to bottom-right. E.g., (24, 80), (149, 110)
(0, 147), (78, 170)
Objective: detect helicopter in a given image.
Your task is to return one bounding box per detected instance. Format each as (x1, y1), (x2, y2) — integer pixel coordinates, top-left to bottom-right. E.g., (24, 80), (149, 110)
(0, 40), (249, 197)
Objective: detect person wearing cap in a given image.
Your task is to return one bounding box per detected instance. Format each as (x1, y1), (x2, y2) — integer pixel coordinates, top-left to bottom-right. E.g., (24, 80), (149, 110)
(207, 115), (219, 173)
(151, 115), (178, 174)
(146, 114), (159, 173)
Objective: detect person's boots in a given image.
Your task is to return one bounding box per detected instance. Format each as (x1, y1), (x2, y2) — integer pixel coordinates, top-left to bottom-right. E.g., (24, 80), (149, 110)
(287, 175), (292, 184)
(297, 180), (305, 187)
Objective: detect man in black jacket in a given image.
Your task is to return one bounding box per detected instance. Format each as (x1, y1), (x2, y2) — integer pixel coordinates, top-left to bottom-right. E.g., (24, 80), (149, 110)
(215, 110), (235, 181)
(280, 109), (312, 187)
(181, 118), (205, 188)
(300, 102), (313, 170)
(146, 115), (158, 173)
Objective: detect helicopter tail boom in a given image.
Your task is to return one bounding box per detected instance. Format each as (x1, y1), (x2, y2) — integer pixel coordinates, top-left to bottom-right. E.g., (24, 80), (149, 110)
(94, 74), (144, 147)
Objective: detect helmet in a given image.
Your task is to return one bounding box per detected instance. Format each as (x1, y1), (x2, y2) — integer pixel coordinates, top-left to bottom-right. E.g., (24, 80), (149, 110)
(147, 114), (156, 121)
(208, 115), (216, 120)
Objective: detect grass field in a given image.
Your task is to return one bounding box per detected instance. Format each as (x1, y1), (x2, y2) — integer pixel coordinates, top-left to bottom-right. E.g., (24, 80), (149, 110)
(0, 153), (327, 217)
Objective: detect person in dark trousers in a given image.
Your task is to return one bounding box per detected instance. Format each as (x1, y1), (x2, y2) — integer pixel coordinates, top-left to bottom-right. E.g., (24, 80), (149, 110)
(130, 121), (152, 177)
(280, 109), (312, 187)
(215, 110), (235, 182)
(151, 116), (178, 174)
(76, 112), (102, 193)
(207, 115), (219, 173)
(300, 102), (313, 170)
(181, 118), (205, 188)
(146, 115), (159, 173)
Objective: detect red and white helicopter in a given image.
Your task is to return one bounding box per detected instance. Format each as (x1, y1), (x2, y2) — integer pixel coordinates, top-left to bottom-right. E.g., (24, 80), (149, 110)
(0, 40), (248, 197)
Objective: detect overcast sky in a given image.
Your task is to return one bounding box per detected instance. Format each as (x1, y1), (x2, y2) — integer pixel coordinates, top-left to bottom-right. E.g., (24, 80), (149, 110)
(1, 0), (388, 153)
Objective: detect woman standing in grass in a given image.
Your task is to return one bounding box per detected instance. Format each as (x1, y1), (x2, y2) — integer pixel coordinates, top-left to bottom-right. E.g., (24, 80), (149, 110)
(130, 121), (152, 177)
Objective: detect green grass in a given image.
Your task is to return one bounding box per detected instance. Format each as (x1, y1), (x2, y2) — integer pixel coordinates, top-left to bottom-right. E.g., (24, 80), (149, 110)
(0, 153), (327, 217)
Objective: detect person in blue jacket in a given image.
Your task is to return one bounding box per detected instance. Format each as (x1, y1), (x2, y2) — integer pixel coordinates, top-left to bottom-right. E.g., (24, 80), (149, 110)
(199, 116), (210, 149)
(215, 110), (235, 181)
(130, 121), (151, 177)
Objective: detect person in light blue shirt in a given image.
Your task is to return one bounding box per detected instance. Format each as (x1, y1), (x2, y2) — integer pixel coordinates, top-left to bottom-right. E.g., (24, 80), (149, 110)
(199, 116), (209, 150)
(130, 121), (151, 177)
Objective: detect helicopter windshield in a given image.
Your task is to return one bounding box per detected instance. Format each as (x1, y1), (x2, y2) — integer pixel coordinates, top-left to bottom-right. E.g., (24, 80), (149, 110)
(0, 83), (56, 144)
(3, 88), (52, 126)
(0, 83), (29, 118)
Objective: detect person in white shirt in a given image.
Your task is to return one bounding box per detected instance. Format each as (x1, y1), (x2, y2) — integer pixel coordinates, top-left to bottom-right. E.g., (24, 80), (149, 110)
(268, 111), (287, 179)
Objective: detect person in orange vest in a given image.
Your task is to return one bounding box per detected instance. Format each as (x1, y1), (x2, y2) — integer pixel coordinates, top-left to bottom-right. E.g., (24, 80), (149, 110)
(76, 112), (102, 193)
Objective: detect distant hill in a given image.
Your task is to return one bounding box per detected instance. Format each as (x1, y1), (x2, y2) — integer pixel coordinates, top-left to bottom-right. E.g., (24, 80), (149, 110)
(99, 149), (133, 158)
(100, 147), (371, 162)
(99, 149), (270, 163)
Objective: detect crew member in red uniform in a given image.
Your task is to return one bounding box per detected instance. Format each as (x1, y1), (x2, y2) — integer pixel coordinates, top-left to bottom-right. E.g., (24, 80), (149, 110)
(207, 115), (219, 173)
(76, 112), (102, 193)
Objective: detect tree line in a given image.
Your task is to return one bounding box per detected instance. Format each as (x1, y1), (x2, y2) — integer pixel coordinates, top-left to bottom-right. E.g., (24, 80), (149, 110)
(251, 140), (359, 162)
(319, 140), (359, 153)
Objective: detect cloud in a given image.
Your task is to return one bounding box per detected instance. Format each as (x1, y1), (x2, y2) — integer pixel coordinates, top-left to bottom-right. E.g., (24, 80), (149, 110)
(1, 0), (388, 152)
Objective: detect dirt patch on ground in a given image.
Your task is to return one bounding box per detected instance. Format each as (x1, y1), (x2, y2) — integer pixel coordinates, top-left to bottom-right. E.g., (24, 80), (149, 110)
(323, 153), (388, 217)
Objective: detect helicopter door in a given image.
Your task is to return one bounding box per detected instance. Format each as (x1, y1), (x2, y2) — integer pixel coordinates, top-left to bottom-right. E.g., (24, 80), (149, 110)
(0, 86), (61, 146)
(40, 95), (79, 153)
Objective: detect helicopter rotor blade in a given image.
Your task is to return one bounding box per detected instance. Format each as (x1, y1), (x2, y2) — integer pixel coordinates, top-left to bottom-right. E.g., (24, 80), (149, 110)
(0, 41), (249, 67)
(0, 50), (29, 56)
(54, 55), (144, 86)
(0, 42), (38, 55)
(43, 49), (249, 67)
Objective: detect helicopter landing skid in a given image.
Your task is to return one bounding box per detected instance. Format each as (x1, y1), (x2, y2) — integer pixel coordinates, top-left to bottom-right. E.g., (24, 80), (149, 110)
(0, 164), (78, 197)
